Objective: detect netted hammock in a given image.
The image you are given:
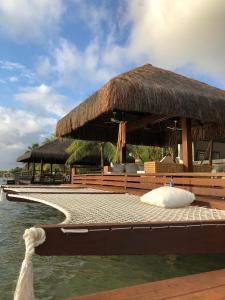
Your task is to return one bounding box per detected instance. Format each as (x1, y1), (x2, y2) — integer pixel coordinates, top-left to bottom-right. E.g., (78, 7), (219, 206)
(5, 186), (225, 300)
(8, 188), (225, 224)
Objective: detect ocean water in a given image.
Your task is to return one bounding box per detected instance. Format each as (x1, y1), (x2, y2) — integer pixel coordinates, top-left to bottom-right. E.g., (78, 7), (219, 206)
(1, 187), (225, 300)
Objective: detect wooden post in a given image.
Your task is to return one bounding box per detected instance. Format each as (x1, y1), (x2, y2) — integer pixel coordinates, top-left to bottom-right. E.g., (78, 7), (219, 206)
(181, 118), (193, 172)
(27, 162), (30, 171)
(119, 122), (126, 164)
(32, 161), (35, 176)
(100, 143), (104, 169)
(71, 166), (77, 184)
(32, 161), (35, 183)
(40, 160), (43, 177)
(209, 140), (213, 166)
(50, 163), (53, 174)
(71, 167), (77, 176)
(120, 145), (126, 163)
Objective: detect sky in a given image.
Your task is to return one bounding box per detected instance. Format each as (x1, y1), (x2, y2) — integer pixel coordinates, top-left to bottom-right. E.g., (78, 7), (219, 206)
(1, 0), (225, 169)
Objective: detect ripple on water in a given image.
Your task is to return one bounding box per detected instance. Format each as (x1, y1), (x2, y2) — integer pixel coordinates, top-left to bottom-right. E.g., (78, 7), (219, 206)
(1, 192), (225, 300)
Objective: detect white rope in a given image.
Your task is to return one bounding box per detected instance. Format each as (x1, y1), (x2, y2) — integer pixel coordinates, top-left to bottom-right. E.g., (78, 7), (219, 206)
(14, 227), (46, 300)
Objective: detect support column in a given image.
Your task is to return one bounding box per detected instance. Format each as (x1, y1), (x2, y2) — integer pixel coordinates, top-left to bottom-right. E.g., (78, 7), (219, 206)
(50, 163), (53, 174)
(27, 162), (30, 171)
(71, 167), (77, 176)
(40, 160), (44, 177)
(32, 161), (36, 183)
(181, 118), (193, 172)
(71, 166), (77, 184)
(119, 122), (126, 164)
(120, 145), (126, 164)
(208, 139), (213, 166)
(100, 143), (104, 169)
(70, 165), (73, 183)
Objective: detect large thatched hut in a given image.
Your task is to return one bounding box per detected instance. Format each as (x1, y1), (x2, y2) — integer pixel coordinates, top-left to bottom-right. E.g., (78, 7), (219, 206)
(56, 64), (225, 171)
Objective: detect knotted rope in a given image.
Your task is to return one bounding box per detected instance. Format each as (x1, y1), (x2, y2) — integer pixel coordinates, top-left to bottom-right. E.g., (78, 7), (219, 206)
(14, 227), (46, 300)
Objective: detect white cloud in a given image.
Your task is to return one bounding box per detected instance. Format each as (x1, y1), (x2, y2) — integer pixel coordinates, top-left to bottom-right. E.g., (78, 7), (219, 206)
(0, 60), (24, 70)
(71, 0), (109, 36)
(0, 0), (65, 42)
(0, 60), (37, 84)
(36, 0), (225, 91)
(15, 84), (70, 117)
(9, 76), (18, 82)
(123, 0), (225, 84)
(70, 0), (225, 86)
(37, 39), (114, 88)
(0, 106), (56, 169)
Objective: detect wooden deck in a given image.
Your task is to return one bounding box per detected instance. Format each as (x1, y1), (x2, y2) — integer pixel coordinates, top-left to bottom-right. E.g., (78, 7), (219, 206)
(70, 172), (225, 209)
(65, 268), (225, 300)
(5, 185), (225, 256)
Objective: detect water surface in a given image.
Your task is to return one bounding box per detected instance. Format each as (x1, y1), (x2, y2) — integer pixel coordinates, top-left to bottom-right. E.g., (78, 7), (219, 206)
(1, 187), (225, 300)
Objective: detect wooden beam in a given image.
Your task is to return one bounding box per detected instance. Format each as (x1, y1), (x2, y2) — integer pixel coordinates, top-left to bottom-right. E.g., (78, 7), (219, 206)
(181, 118), (193, 172)
(209, 139), (213, 166)
(35, 221), (225, 256)
(31, 161), (35, 183)
(40, 160), (43, 177)
(100, 143), (104, 169)
(126, 114), (168, 133)
(120, 144), (126, 163)
(32, 161), (35, 176)
(71, 167), (77, 177)
(118, 122), (126, 163)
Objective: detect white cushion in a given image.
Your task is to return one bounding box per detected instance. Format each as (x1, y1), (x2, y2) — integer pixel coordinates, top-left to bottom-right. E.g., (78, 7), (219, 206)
(140, 186), (195, 208)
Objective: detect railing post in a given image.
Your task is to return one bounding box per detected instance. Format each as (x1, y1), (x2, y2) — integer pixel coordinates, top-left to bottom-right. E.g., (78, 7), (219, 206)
(181, 118), (193, 172)
(71, 167), (77, 184)
(209, 140), (213, 166)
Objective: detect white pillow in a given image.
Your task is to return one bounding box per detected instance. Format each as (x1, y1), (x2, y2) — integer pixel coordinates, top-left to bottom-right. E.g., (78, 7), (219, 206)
(140, 186), (195, 208)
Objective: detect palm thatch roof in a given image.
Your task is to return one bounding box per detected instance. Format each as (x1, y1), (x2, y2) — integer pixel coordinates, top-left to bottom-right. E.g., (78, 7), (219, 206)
(17, 139), (73, 164)
(56, 64), (225, 145)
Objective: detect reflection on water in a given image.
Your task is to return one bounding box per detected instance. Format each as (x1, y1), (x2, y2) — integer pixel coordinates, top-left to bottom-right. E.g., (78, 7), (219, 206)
(1, 190), (225, 300)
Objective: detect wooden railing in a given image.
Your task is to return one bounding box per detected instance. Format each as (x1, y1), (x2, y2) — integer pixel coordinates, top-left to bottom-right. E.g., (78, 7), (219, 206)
(71, 172), (225, 209)
(14, 171), (33, 183)
(15, 170), (71, 184)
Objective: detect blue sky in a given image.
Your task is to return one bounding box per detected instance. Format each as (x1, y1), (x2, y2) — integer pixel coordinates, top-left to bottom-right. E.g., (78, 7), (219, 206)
(0, 0), (225, 169)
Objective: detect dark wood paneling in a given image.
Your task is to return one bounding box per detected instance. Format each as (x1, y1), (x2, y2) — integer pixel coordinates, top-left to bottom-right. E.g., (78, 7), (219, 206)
(35, 221), (225, 256)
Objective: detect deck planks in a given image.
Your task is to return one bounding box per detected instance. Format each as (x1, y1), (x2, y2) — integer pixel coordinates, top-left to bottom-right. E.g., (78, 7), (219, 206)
(65, 268), (225, 300)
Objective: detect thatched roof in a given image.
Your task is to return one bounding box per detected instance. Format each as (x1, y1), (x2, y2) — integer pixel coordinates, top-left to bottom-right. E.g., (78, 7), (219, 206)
(56, 64), (225, 145)
(17, 139), (73, 164)
(17, 139), (111, 166)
